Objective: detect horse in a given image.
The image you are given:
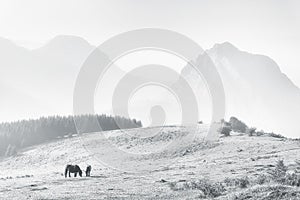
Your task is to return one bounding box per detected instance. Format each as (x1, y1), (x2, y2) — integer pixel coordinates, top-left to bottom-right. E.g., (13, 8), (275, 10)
(86, 165), (92, 177)
(65, 164), (82, 178)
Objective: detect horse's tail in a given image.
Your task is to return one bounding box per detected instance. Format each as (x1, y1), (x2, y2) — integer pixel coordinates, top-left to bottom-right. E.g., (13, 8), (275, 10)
(65, 165), (70, 178)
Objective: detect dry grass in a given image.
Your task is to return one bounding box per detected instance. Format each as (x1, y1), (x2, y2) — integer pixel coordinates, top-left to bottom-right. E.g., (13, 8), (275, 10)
(168, 160), (300, 199)
(231, 184), (300, 200)
(169, 179), (225, 198)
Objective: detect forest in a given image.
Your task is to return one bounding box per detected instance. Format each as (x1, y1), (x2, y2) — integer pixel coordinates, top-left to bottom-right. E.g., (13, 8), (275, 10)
(0, 114), (142, 157)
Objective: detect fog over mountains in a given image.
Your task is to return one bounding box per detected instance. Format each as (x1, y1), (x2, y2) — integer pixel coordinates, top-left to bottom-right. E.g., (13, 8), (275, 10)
(0, 36), (299, 138)
(0, 36), (95, 122)
(182, 42), (300, 138)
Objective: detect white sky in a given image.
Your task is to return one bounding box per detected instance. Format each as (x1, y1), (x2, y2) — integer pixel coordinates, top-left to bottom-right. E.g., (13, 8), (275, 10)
(0, 0), (299, 87)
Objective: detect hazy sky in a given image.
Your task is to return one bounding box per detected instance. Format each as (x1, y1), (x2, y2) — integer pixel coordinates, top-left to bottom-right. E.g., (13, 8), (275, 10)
(0, 0), (300, 87)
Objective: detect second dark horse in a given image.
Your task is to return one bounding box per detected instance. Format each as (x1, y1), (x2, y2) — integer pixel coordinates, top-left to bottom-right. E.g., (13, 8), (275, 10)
(65, 164), (82, 178)
(86, 165), (92, 177)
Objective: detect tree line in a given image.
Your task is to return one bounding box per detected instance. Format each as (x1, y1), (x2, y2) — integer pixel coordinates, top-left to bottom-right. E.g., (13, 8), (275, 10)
(0, 114), (142, 157)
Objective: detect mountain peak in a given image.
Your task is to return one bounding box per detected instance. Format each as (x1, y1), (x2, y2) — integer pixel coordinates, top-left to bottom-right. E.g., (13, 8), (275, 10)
(34, 35), (95, 65)
(212, 42), (239, 52)
(43, 35), (93, 49)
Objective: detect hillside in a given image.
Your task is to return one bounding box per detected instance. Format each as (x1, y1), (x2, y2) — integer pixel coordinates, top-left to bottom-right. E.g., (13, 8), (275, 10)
(1, 125), (300, 199)
(0, 115), (142, 157)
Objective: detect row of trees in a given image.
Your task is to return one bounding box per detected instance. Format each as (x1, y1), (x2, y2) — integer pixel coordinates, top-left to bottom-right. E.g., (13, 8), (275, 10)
(219, 116), (255, 136)
(219, 116), (284, 138)
(0, 114), (142, 157)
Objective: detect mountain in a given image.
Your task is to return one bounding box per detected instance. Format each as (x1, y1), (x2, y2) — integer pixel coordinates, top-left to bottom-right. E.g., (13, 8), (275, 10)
(182, 42), (300, 138)
(0, 36), (179, 124)
(33, 35), (95, 66)
(1, 37), (300, 137)
(0, 81), (47, 121)
(0, 36), (100, 122)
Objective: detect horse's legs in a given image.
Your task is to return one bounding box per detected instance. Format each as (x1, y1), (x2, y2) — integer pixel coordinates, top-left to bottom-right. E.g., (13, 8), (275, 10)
(75, 172), (77, 177)
(65, 166), (69, 178)
(69, 171), (71, 177)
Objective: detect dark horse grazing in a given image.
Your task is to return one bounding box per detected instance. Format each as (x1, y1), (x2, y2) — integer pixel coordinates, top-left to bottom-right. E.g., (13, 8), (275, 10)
(86, 165), (92, 177)
(65, 165), (82, 178)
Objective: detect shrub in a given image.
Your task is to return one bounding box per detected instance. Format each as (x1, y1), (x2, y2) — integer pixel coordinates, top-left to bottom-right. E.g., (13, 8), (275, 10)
(229, 116), (248, 133)
(169, 179), (225, 198)
(266, 160), (300, 187)
(232, 185), (300, 200)
(224, 177), (232, 186)
(295, 160), (300, 173)
(246, 127), (257, 136)
(224, 177), (250, 188)
(267, 132), (286, 139)
(234, 177), (250, 188)
(256, 130), (265, 136)
(256, 174), (269, 185)
(218, 126), (232, 136)
(284, 172), (300, 186)
(269, 160), (288, 183)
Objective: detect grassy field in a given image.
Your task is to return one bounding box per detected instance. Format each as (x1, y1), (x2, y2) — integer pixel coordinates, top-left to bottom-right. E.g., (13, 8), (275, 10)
(1, 125), (300, 199)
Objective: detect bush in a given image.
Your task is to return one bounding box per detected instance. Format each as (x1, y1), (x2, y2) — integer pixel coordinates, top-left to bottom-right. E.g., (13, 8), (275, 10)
(295, 160), (300, 173)
(256, 130), (265, 136)
(229, 116), (248, 133)
(238, 178), (250, 188)
(218, 126), (232, 136)
(269, 160), (287, 182)
(284, 172), (300, 186)
(224, 176), (250, 188)
(232, 185), (300, 200)
(169, 179), (225, 198)
(256, 174), (269, 185)
(267, 132), (286, 139)
(246, 127), (257, 136)
(234, 177), (250, 188)
(266, 160), (300, 187)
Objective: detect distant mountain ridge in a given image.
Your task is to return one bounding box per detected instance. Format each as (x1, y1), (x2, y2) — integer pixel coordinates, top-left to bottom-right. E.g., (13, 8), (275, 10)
(0, 36), (96, 122)
(0, 36), (299, 137)
(182, 42), (300, 138)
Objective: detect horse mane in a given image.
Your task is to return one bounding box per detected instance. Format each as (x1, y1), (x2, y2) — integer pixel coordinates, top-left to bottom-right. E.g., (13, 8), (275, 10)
(75, 165), (81, 170)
